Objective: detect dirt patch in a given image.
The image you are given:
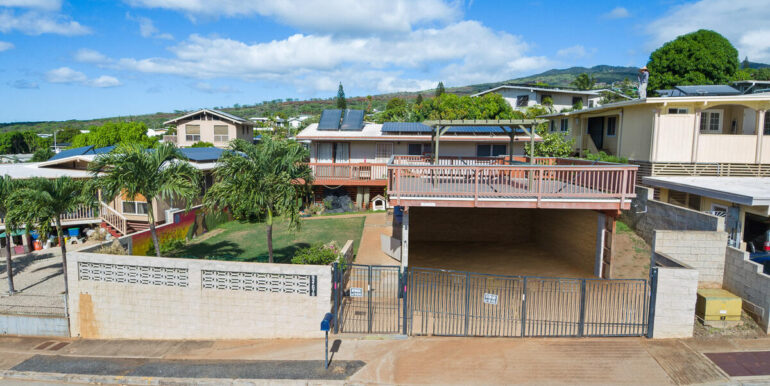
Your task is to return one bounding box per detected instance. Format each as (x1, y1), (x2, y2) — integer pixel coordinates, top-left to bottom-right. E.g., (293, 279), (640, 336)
(613, 222), (651, 279)
(192, 228), (225, 243)
(693, 311), (766, 339)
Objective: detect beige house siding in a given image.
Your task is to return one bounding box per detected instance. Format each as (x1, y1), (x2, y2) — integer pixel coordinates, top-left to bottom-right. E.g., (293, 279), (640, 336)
(175, 119), (252, 148)
(618, 106), (654, 161)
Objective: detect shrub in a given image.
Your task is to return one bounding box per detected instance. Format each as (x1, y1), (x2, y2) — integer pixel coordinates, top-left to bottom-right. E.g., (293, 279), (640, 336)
(191, 141), (215, 148)
(307, 203), (325, 215)
(291, 242), (342, 266)
(159, 238), (186, 256)
(585, 151), (628, 164)
(95, 240), (127, 255)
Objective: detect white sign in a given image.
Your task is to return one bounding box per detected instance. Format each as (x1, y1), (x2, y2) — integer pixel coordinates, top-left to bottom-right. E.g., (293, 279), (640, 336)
(350, 287), (364, 297)
(420, 202), (436, 207)
(483, 293), (498, 305)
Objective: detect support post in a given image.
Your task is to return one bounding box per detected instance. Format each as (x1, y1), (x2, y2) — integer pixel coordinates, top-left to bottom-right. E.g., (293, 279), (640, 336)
(756, 110), (766, 163)
(692, 109), (701, 162)
(400, 208), (409, 268)
(646, 267), (658, 339)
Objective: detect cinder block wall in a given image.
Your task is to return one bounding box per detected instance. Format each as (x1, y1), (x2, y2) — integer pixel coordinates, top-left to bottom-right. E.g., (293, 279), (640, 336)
(723, 247), (770, 333)
(531, 209), (598, 275)
(653, 230), (728, 287)
(652, 267), (699, 338)
(623, 186), (724, 245)
(67, 252), (332, 340)
(410, 207), (533, 242)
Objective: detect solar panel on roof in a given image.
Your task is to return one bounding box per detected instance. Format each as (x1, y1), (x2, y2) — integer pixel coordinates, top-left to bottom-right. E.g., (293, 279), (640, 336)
(178, 147), (225, 162)
(47, 146), (94, 161)
(674, 85), (741, 96)
(317, 109), (342, 130)
(381, 122), (524, 135)
(381, 122), (432, 133)
(340, 110), (364, 131)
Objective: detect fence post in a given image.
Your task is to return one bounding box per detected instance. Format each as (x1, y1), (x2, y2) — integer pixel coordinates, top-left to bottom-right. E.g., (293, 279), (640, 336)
(333, 262), (340, 334)
(646, 268), (658, 339)
(368, 266), (373, 333)
(464, 272), (471, 336)
(521, 277), (528, 337)
(402, 267), (409, 335)
(578, 279), (586, 337)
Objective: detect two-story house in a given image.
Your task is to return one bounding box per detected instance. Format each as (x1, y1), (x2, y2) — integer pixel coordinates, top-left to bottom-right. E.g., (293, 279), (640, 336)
(163, 109), (254, 148)
(472, 85), (603, 111)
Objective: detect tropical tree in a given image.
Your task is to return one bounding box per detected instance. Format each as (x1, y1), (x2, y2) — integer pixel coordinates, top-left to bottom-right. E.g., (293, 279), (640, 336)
(435, 81), (446, 97)
(571, 73), (596, 90)
(31, 147), (55, 162)
(415, 94), (424, 105)
(203, 137), (312, 263)
(336, 83), (347, 110)
(0, 176), (21, 294)
(89, 143), (202, 257)
(10, 177), (95, 297)
(647, 30), (739, 91)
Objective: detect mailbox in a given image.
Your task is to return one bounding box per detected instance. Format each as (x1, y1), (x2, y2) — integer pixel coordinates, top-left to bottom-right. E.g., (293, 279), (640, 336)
(321, 312), (334, 332)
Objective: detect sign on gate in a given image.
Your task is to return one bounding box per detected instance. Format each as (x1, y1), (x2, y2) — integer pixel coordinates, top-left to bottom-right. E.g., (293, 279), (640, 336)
(483, 293), (498, 305)
(350, 287), (364, 297)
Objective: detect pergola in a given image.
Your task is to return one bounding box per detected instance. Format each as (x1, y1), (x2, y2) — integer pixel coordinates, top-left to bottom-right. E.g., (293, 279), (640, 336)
(423, 119), (546, 165)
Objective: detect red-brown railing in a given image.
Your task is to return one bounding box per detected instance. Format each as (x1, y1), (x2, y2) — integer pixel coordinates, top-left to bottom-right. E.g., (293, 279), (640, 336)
(387, 157), (637, 206)
(310, 163), (388, 181)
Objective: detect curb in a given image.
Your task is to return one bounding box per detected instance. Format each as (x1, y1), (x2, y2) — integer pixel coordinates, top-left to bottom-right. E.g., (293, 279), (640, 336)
(0, 370), (349, 385)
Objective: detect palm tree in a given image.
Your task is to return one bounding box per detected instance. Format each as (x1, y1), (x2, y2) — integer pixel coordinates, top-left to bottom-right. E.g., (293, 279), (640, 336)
(204, 137), (312, 263)
(12, 177), (95, 297)
(571, 73), (597, 90)
(0, 175), (21, 294)
(89, 142), (201, 257)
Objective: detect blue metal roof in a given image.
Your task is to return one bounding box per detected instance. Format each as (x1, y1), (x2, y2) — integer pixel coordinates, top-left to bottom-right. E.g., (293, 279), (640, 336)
(340, 109), (365, 131)
(381, 122), (525, 135)
(47, 146), (94, 161)
(178, 147), (225, 162)
(318, 109), (342, 130)
(91, 145), (116, 155)
(673, 85), (741, 96)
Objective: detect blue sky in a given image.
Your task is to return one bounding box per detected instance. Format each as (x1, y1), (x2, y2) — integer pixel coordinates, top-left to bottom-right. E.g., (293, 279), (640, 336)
(0, 0), (768, 123)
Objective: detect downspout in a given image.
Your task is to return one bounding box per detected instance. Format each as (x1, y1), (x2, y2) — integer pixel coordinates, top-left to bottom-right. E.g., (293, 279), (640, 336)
(649, 109), (660, 162)
(616, 110), (624, 159)
(692, 109), (702, 163)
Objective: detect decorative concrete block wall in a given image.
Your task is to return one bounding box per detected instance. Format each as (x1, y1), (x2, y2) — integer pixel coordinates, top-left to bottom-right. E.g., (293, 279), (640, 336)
(653, 230), (728, 286)
(623, 186), (724, 245)
(723, 247), (770, 333)
(651, 267), (699, 338)
(66, 252), (332, 340)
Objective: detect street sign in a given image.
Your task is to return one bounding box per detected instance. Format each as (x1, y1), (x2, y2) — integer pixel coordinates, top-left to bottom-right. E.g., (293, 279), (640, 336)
(483, 293), (498, 305)
(350, 287), (364, 297)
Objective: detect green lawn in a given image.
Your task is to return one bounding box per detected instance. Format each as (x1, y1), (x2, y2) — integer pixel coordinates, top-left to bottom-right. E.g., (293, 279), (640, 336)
(172, 216), (366, 263)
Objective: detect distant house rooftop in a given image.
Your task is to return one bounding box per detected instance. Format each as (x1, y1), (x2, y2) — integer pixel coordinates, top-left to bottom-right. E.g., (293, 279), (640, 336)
(164, 108), (253, 126)
(656, 85), (742, 97)
(644, 176), (770, 206)
(472, 84), (602, 97)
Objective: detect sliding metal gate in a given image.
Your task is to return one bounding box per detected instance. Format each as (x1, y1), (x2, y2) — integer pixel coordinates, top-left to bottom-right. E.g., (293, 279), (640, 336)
(334, 265), (649, 337)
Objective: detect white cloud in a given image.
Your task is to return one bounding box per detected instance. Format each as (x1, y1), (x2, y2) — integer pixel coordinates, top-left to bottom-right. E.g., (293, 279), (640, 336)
(127, 13), (173, 39)
(125, 0), (461, 34)
(603, 7), (629, 19)
(646, 0), (770, 62)
(111, 20), (549, 92)
(191, 82), (237, 94)
(0, 9), (90, 35)
(557, 45), (588, 58)
(45, 67), (122, 87)
(0, 40), (12, 51)
(0, 0), (60, 11)
(74, 48), (109, 63)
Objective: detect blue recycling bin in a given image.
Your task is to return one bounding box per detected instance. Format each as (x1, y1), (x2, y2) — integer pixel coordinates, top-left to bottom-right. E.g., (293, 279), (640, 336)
(67, 228), (80, 238)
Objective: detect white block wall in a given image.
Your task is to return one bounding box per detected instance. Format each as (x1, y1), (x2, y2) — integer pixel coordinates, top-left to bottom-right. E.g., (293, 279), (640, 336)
(723, 247), (770, 333)
(67, 252), (332, 340)
(652, 267), (698, 339)
(653, 230), (727, 286)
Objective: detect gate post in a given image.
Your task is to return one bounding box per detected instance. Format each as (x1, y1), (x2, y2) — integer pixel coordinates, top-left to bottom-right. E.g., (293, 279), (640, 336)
(368, 266), (373, 333)
(578, 279), (586, 337)
(464, 272), (471, 336)
(402, 267), (409, 335)
(646, 268), (658, 339)
(333, 262), (340, 334)
(521, 277), (528, 337)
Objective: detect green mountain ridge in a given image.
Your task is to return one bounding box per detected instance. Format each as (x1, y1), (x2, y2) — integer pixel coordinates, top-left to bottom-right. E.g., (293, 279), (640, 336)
(2, 63), (767, 133)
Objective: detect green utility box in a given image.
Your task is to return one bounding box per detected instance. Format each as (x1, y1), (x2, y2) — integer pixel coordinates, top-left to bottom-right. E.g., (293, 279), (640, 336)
(696, 288), (742, 324)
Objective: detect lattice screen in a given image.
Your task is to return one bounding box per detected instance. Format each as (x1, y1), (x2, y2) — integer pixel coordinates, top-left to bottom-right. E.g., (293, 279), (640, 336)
(201, 270), (317, 296)
(78, 262), (189, 287)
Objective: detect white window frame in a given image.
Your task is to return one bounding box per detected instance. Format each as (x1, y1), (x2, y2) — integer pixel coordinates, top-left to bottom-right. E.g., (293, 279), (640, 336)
(122, 201), (148, 215)
(213, 125), (229, 142)
(375, 142), (394, 163)
(699, 109), (723, 133)
(476, 144), (507, 157)
(185, 124), (201, 142)
(560, 118), (569, 132)
(709, 203), (728, 217)
(407, 143), (431, 156)
(606, 116), (617, 137)
(516, 95), (529, 107)
(667, 107), (689, 114)
(764, 111), (770, 135)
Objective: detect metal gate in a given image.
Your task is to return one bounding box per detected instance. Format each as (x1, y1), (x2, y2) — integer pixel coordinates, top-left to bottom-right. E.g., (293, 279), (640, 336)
(334, 264), (403, 334)
(334, 265), (649, 338)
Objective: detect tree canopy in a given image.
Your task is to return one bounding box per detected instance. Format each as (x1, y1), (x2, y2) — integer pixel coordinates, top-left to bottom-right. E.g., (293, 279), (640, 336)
(435, 81), (446, 97)
(71, 122), (158, 148)
(647, 29), (739, 91)
(571, 73), (596, 90)
(336, 83), (347, 110)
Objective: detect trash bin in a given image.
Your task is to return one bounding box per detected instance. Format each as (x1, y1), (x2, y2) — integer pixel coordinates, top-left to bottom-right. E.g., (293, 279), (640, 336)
(68, 228), (80, 238)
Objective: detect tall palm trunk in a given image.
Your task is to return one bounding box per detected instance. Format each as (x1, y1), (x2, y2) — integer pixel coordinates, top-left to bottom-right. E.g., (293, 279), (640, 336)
(5, 233), (14, 295)
(266, 208), (273, 263)
(147, 204), (161, 257)
(56, 217), (68, 298)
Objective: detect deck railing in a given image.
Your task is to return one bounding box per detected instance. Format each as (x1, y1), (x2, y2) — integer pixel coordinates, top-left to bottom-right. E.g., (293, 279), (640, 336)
(310, 163), (388, 181)
(100, 202), (127, 235)
(387, 156), (637, 206)
(0, 204), (98, 227)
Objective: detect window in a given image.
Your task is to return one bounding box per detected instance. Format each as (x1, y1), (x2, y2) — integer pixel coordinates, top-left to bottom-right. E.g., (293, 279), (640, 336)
(213, 125), (229, 142)
(765, 112), (770, 135)
(540, 94), (552, 105)
(316, 142), (349, 163)
(375, 142), (393, 162)
(122, 201), (148, 215)
(572, 96), (582, 106)
(516, 95), (529, 107)
(185, 125), (200, 142)
(699, 110), (723, 133)
(333, 143), (349, 163)
(560, 118), (569, 132)
(476, 144), (506, 157)
(668, 107), (688, 114)
(606, 116), (617, 137)
(408, 143), (429, 156)
(549, 120), (556, 132)
(588, 100), (596, 108)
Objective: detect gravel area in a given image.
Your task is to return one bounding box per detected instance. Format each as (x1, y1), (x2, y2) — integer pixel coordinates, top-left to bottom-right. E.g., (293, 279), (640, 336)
(0, 249), (66, 316)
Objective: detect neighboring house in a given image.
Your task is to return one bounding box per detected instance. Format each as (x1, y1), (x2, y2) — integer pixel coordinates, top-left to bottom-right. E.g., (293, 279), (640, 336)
(163, 109), (254, 148)
(296, 109), (541, 209)
(287, 115), (310, 129)
(0, 145), (219, 238)
(472, 85), (603, 111)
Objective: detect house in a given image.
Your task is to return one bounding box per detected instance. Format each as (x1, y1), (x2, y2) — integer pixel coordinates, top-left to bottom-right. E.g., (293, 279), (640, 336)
(295, 109), (542, 209)
(287, 115), (310, 129)
(163, 109), (254, 148)
(472, 84), (603, 111)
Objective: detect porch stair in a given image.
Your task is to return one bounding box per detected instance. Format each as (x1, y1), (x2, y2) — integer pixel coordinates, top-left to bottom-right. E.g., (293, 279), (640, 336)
(100, 222), (122, 238)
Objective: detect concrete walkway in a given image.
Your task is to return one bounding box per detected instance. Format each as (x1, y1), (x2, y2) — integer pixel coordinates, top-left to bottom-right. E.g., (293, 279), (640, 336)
(351, 212), (398, 266)
(0, 335), (768, 384)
